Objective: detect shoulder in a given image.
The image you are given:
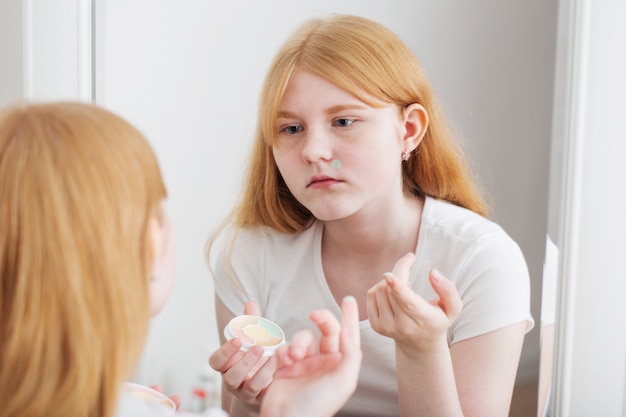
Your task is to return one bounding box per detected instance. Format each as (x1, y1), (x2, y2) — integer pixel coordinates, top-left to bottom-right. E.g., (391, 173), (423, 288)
(421, 196), (514, 246)
(211, 221), (322, 283)
(420, 199), (534, 342)
(419, 196), (528, 283)
(211, 222), (325, 317)
(222, 222), (322, 255)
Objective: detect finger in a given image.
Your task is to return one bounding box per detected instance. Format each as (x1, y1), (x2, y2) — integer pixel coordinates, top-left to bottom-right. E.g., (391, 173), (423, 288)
(208, 338), (244, 372)
(368, 279), (402, 335)
(222, 345), (266, 392)
(274, 343), (291, 366)
(383, 272), (431, 316)
(389, 252), (416, 283)
(274, 352), (343, 379)
(240, 349), (278, 398)
(339, 295), (360, 352)
(374, 280), (394, 317)
(274, 343), (302, 369)
(370, 251), (415, 318)
(366, 283), (381, 321)
(310, 309), (341, 354)
(244, 301), (261, 316)
(429, 269), (463, 320)
(287, 328), (317, 360)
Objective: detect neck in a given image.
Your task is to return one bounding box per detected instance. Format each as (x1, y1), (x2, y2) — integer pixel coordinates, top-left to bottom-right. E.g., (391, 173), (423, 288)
(322, 194), (424, 260)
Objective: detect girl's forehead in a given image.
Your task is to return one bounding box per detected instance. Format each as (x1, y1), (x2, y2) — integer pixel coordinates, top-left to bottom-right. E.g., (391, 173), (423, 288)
(279, 70), (384, 110)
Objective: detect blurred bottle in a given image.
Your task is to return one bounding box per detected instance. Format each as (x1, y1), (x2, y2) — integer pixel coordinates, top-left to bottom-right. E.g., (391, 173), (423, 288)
(190, 372), (220, 413)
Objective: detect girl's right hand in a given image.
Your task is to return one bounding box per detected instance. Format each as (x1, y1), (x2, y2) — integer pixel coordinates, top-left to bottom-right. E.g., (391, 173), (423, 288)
(208, 301), (278, 409)
(367, 253), (463, 354)
(260, 296), (362, 417)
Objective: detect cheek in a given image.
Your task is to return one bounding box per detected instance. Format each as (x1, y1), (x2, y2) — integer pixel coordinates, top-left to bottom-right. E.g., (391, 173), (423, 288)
(150, 217), (177, 316)
(351, 145), (401, 183)
(272, 148), (299, 182)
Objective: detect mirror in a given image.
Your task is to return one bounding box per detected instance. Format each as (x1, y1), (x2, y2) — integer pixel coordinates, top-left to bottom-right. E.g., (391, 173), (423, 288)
(92, 2), (559, 413)
(1, 0), (564, 414)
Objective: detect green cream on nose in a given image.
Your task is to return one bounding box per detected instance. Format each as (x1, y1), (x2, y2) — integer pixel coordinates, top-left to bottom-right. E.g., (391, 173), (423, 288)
(331, 159), (342, 169)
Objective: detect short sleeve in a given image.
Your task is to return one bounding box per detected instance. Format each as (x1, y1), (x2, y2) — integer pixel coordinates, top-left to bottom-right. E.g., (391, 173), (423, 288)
(211, 226), (266, 316)
(449, 233), (535, 344)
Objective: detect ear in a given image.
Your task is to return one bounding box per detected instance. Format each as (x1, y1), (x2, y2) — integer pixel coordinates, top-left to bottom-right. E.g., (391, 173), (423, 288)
(401, 103), (429, 153)
(149, 201), (176, 316)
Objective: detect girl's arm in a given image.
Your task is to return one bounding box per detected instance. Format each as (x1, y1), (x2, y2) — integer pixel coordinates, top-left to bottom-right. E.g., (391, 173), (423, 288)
(449, 322), (526, 416)
(368, 253), (526, 416)
(394, 320), (525, 416)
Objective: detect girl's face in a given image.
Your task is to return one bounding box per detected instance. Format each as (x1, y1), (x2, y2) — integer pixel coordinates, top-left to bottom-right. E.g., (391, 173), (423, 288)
(149, 200), (176, 316)
(272, 70), (416, 222)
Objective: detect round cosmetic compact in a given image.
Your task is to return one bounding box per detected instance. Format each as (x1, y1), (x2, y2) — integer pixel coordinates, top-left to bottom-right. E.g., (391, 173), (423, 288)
(224, 315), (285, 356)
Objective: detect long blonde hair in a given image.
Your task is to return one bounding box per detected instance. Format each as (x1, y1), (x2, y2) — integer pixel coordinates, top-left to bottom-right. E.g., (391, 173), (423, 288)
(0, 102), (166, 417)
(234, 14), (487, 234)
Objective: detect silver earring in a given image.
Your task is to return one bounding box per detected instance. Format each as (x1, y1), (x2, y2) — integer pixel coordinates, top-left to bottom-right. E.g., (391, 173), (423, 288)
(402, 150), (410, 161)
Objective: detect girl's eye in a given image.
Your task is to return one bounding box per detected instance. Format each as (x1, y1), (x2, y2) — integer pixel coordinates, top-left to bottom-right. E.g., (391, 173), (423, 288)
(334, 118), (355, 127)
(281, 125), (303, 135)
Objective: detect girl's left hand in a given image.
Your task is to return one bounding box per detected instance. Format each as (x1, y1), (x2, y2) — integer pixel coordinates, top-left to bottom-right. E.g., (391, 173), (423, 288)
(366, 253), (463, 353)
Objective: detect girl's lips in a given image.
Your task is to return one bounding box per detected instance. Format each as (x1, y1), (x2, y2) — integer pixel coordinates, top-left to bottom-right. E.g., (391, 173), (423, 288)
(307, 175), (341, 188)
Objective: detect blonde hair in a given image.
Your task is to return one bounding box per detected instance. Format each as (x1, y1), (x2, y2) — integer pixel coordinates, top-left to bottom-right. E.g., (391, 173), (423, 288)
(0, 102), (166, 417)
(235, 14), (487, 234)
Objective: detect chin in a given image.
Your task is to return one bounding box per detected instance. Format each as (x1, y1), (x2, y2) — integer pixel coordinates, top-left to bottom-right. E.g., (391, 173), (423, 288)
(310, 207), (355, 222)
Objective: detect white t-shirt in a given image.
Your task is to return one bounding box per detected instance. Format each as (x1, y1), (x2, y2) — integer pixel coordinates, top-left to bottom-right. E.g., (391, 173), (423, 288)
(213, 197), (534, 417)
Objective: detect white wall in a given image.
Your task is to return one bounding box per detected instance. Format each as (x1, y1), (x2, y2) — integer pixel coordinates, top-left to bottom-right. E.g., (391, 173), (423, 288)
(0, 0), (22, 107)
(0, 0), (558, 411)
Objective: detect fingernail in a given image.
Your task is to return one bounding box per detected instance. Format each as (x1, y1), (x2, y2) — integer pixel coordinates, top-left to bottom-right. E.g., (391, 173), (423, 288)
(383, 272), (393, 278)
(343, 295), (356, 302)
(432, 269), (443, 283)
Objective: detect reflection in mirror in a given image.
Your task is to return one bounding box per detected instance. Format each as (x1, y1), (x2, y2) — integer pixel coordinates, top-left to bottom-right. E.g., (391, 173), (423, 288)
(0, 0), (562, 414)
(93, 3), (559, 414)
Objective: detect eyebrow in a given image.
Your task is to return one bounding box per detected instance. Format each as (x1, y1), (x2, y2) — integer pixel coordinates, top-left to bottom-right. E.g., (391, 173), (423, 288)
(277, 104), (369, 119)
(325, 104), (369, 114)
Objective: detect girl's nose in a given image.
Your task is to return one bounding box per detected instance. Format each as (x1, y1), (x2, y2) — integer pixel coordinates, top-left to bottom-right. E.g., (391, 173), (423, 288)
(300, 127), (333, 163)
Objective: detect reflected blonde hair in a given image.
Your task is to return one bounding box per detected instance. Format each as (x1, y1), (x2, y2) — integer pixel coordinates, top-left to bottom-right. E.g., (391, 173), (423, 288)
(0, 102), (166, 417)
(235, 14), (487, 234)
